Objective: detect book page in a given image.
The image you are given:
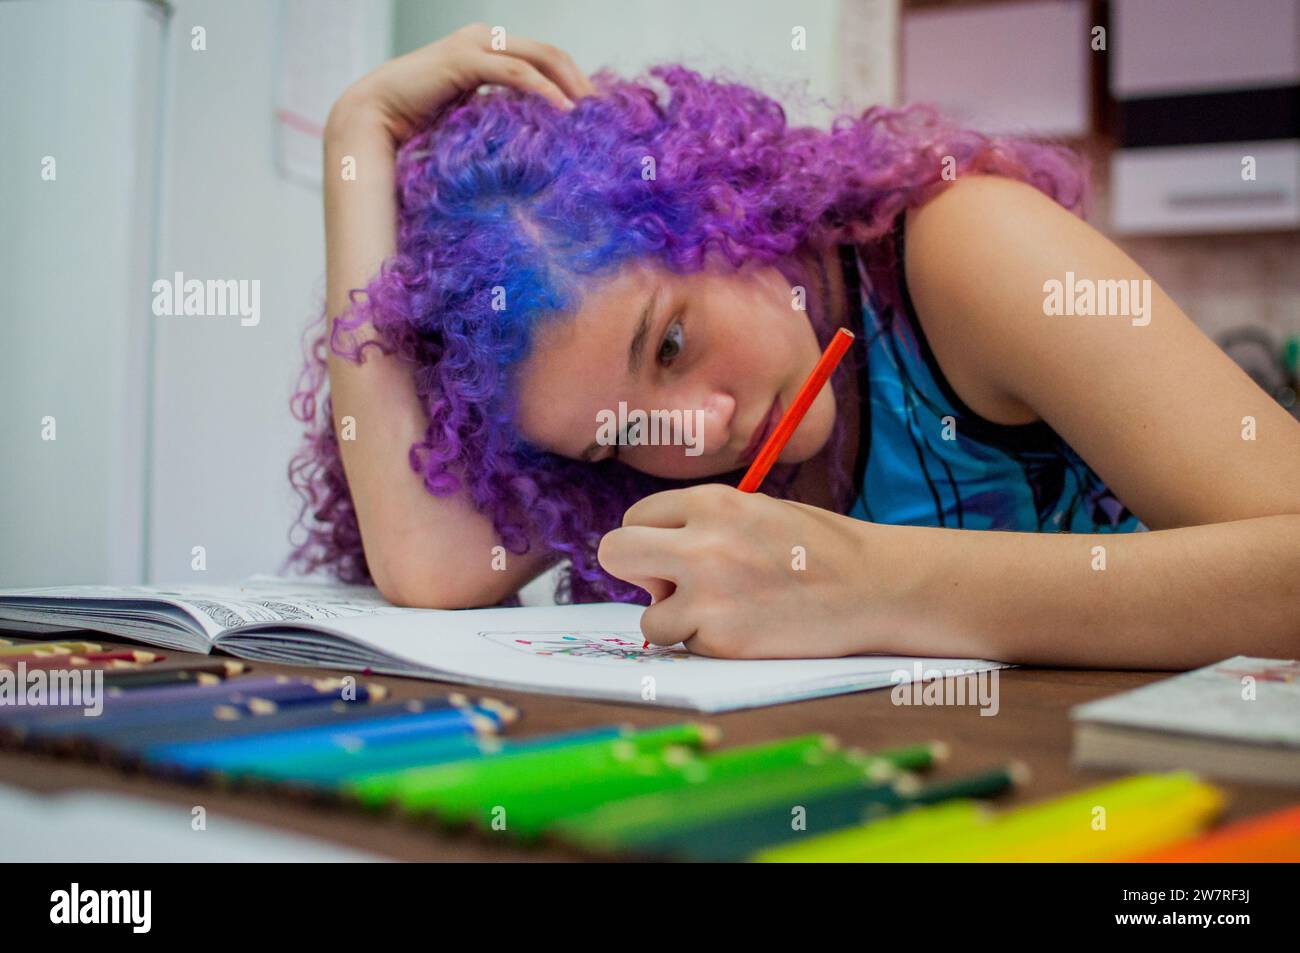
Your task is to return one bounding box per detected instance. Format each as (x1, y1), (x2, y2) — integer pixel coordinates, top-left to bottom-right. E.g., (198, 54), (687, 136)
(219, 604), (1006, 712)
(0, 575), (400, 639)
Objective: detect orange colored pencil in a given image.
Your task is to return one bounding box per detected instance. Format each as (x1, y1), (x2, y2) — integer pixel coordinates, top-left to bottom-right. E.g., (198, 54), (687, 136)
(738, 328), (855, 493)
(1131, 803), (1300, 862)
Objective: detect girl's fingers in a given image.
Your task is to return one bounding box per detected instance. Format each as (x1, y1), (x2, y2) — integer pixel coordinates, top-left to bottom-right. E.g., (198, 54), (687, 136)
(633, 576), (677, 610)
(495, 35), (595, 101)
(621, 487), (701, 529)
(597, 525), (686, 586)
(640, 593), (698, 648)
(472, 52), (574, 111)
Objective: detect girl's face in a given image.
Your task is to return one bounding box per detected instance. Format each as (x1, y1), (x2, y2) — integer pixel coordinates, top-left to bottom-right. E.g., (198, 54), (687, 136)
(515, 254), (838, 479)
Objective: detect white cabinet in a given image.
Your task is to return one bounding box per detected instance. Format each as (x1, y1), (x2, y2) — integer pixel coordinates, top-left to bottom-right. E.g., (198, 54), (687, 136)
(1111, 141), (1300, 235)
(1112, 0), (1300, 97)
(1109, 0), (1300, 234)
(901, 0), (1091, 138)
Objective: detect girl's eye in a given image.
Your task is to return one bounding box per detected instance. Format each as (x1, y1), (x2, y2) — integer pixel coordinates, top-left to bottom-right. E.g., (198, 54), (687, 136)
(658, 320), (684, 366)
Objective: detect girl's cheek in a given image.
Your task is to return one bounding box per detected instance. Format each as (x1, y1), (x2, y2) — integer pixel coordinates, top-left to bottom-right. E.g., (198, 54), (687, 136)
(628, 446), (712, 480)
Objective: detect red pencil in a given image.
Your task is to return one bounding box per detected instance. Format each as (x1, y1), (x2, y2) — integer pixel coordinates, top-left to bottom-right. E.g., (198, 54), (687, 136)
(643, 327), (856, 646)
(0, 650), (162, 672)
(738, 327), (855, 493)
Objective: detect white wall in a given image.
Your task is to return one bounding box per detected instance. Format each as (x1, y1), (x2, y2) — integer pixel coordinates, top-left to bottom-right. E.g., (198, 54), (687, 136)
(0, 0), (165, 586)
(0, 0), (391, 587)
(394, 0), (847, 127)
(146, 0), (391, 584)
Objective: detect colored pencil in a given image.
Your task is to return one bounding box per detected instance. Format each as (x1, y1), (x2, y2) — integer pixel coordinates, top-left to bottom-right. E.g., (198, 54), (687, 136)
(54, 687), (395, 744)
(345, 722), (720, 812)
(147, 705), (507, 771)
(98, 675), (371, 711)
(179, 724), (633, 786)
(25, 681), (393, 743)
(0, 641), (104, 658)
(0, 677), (389, 743)
(489, 735), (870, 838)
(994, 785), (1223, 862)
(758, 771), (1220, 862)
(738, 327), (855, 493)
(116, 696), (470, 753)
(1130, 803), (1300, 862)
(552, 740), (948, 847)
(370, 735), (934, 838)
(556, 762), (1023, 860)
(101, 661), (248, 689)
(0, 650), (160, 671)
(756, 800), (993, 862)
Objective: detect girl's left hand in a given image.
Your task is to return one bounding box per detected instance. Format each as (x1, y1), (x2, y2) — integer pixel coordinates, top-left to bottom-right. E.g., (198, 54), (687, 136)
(597, 484), (899, 659)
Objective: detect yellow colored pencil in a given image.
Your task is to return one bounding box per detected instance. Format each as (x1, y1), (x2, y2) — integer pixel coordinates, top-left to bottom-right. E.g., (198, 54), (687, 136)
(987, 784), (1223, 861)
(757, 772), (1218, 862)
(0, 641), (104, 657)
(865, 773), (1215, 862)
(755, 800), (991, 862)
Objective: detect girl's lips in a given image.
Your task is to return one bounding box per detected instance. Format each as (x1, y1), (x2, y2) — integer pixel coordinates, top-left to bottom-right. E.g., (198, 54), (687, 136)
(740, 396), (780, 463)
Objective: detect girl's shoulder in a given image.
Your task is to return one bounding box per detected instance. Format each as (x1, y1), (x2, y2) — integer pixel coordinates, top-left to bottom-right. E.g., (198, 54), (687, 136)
(898, 175), (1093, 428)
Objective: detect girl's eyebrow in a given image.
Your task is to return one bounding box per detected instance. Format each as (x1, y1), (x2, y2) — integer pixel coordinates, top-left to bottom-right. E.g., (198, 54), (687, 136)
(625, 285), (660, 377)
(579, 285), (662, 461)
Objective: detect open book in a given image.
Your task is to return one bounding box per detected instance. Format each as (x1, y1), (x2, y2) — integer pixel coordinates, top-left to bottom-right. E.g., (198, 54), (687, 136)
(0, 575), (1006, 713)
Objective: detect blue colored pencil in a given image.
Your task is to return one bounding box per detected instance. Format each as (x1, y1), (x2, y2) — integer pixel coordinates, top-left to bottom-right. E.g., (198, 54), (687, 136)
(148, 705), (506, 771)
(96, 696), (467, 753)
(170, 724), (631, 786)
(15, 680), (387, 740)
(0, 675), (345, 727)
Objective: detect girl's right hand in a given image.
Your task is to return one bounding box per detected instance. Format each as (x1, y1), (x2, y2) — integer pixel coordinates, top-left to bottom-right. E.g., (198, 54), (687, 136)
(334, 22), (595, 145)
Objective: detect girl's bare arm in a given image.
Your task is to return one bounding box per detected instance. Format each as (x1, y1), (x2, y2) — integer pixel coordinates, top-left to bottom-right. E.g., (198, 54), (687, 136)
(320, 29), (592, 607)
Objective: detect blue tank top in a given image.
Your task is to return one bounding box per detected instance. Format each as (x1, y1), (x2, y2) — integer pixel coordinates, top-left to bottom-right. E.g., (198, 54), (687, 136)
(841, 214), (1145, 534)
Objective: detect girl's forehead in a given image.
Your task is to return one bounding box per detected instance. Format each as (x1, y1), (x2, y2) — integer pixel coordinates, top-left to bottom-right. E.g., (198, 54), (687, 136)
(535, 263), (669, 351)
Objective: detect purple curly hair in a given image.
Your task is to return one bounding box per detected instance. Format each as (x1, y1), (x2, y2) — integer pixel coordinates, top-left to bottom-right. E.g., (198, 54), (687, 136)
(285, 64), (1090, 605)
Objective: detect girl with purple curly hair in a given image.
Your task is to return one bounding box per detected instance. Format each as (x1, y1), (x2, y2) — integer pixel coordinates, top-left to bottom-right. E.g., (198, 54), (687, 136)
(287, 25), (1300, 668)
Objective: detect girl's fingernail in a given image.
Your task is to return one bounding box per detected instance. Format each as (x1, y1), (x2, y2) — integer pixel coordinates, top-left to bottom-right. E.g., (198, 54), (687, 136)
(561, 97), (576, 111)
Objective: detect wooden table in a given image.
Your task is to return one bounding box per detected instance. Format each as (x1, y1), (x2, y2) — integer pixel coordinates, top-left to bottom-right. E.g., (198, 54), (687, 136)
(1, 638), (1294, 861)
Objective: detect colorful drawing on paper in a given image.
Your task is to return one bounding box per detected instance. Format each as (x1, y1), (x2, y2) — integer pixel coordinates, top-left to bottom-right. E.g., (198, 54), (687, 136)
(481, 631), (693, 664)
(1214, 660), (1300, 683)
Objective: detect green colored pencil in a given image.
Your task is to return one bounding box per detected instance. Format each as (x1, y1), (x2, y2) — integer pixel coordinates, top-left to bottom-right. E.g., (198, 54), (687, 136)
(210, 724), (633, 786)
(615, 764), (1026, 861)
(344, 722), (720, 811)
(550, 742), (956, 853)
(485, 735), (865, 838)
(756, 800), (993, 862)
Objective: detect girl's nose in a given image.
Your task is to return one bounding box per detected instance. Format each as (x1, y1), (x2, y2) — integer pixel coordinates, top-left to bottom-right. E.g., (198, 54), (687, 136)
(693, 390), (736, 457)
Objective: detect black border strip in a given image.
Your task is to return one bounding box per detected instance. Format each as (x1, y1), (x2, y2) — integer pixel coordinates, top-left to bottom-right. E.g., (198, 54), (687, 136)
(1117, 84), (1300, 149)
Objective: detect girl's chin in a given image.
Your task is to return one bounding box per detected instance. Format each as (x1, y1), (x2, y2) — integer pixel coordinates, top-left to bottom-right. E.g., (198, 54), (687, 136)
(779, 428), (833, 464)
